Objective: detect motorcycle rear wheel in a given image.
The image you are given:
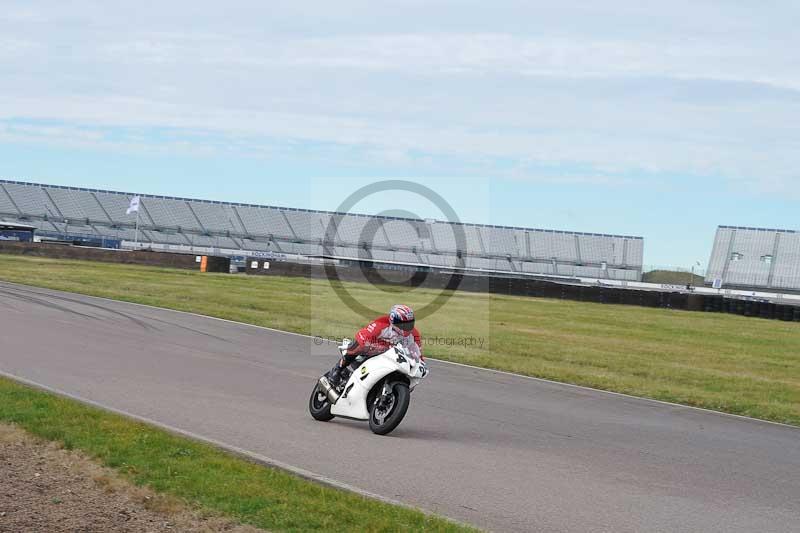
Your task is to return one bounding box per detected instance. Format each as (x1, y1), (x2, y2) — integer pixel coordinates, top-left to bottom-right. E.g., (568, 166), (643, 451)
(369, 382), (410, 435)
(309, 382), (335, 421)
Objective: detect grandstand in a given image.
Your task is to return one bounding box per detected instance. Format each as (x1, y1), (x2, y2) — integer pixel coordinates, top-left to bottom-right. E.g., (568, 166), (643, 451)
(0, 179), (644, 280)
(706, 226), (800, 291)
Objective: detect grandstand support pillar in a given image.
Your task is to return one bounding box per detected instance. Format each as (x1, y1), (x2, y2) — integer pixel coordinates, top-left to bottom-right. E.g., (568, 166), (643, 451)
(90, 192), (114, 223)
(524, 231), (532, 258)
(720, 229), (737, 285)
(767, 232), (781, 289)
(428, 221), (439, 252)
(281, 211), (299, 240)
(231, 206), (248, 235)
(475, 228), (487, 255)
(186, 202), (208, 233)
(42, 188), (65, 219)
(622, 239), (629, 267)
(0, 184), (22, 215)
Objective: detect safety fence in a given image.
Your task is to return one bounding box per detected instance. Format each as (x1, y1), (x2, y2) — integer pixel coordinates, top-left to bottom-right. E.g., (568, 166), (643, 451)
(246, 259), (800, 322)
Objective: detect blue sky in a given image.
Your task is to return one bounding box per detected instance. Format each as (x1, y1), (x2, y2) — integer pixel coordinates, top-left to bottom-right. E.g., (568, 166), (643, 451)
(1, 1), (798, 268)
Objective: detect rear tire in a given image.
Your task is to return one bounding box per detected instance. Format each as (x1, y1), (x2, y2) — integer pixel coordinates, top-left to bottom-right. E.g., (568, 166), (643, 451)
(309, 383), (335, 422)
(369, 382), (410, 435)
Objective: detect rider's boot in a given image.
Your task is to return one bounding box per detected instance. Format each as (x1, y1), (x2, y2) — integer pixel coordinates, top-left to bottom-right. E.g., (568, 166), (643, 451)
(326, 351), (358, 387)
(326, 361), (345, 386)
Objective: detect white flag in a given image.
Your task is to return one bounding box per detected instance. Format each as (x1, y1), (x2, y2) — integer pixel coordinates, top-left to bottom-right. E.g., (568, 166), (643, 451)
(127, 196), (140, 215)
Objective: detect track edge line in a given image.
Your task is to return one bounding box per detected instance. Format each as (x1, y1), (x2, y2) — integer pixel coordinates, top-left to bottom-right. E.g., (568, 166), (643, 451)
(0, 369), (473, 528)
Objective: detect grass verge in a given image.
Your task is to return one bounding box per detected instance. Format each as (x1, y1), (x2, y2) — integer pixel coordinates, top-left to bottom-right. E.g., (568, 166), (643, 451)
(0, 254), (798, 426)
(0, 376), (473, 532)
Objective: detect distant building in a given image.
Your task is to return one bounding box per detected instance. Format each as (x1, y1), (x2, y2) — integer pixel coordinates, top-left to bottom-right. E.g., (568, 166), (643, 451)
(0, 221), (36, 242)
(706, 226), (800, 291)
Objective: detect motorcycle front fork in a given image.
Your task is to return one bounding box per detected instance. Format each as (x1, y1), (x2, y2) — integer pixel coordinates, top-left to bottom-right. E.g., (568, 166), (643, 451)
(374, 382), (393, 408)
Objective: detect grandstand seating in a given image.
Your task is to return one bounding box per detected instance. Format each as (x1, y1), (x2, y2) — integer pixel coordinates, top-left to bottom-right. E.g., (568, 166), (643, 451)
(480, 226), (519, 256)
(392, 251), (422, 264)
(2, 182), (59, 217)
(335, 215), (389, 248)
(466, 257), (502, 270)
(143, 197), (204, 231)
(529, 231), (578, 262)
(45, 188), (101, 221)
(234, 205), (294, 239)
(189, 202), (242, 234)
(463, 226), (484, 255)
(94, 191), (142, 224)
(0, 187), (17, 214)
(0, 179), (644, 280)
(382, 219), (422, 249)
(773, 233), (800, 290)
(429, 222), (460, 253)
(283, 211), (325, 241)
(705, 226), (800, 290)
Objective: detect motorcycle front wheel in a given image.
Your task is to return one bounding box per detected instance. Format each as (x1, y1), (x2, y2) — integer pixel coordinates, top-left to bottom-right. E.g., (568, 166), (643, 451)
(369, 382), (410, 435)
(309, 382), (335, 421)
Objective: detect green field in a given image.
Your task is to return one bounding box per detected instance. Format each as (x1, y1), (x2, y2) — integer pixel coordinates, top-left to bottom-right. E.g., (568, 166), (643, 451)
(0, 254), (798, 426)
(0, 377), (472, 532)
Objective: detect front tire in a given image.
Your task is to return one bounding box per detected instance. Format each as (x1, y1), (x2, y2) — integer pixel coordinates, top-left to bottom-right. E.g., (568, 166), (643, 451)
(369, 382), (410, 435)
(309, 383), (335, 421)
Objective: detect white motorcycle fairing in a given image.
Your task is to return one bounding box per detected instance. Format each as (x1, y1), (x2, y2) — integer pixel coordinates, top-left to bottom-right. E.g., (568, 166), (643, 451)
(330, 345), (426, 420)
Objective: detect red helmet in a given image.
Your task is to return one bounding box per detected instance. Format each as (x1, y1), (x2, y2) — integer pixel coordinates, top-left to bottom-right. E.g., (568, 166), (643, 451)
(389, 304), (415, 332)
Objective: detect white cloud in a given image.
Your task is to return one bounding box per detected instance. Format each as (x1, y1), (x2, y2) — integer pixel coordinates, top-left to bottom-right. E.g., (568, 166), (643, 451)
(1, 1), (799, 193)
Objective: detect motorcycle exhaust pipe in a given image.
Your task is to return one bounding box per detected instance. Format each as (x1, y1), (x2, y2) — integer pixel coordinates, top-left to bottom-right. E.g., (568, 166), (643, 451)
(318, 376), (340, 404)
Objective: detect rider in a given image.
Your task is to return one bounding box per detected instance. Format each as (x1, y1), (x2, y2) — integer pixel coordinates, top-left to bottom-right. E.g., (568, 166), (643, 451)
(326, 304), (423, 386)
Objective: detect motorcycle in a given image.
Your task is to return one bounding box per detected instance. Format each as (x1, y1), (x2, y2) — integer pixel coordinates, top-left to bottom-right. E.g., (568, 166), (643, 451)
(309, 339), (429, 435)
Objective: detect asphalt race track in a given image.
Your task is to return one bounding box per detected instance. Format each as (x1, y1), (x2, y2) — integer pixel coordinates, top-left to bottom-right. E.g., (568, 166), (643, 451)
(1, 281), (799, 532)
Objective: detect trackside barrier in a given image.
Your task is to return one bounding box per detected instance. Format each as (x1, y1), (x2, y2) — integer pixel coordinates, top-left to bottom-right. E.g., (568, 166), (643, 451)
(0, 241), (230, 273)
(245, 259), (800, 323)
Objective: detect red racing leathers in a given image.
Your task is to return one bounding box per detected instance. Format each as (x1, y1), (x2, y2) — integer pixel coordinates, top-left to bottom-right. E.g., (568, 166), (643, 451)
(345, 315), (423, 361)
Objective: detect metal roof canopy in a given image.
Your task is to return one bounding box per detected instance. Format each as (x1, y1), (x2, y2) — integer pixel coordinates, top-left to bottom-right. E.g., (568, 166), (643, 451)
(718, 225), (798, 234)
(0, 221), (36, 231)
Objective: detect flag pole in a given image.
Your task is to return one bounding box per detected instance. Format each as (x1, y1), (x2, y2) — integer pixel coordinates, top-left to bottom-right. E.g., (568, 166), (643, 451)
(128, 196), (141, 249)
(134, 208), (140, 248)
